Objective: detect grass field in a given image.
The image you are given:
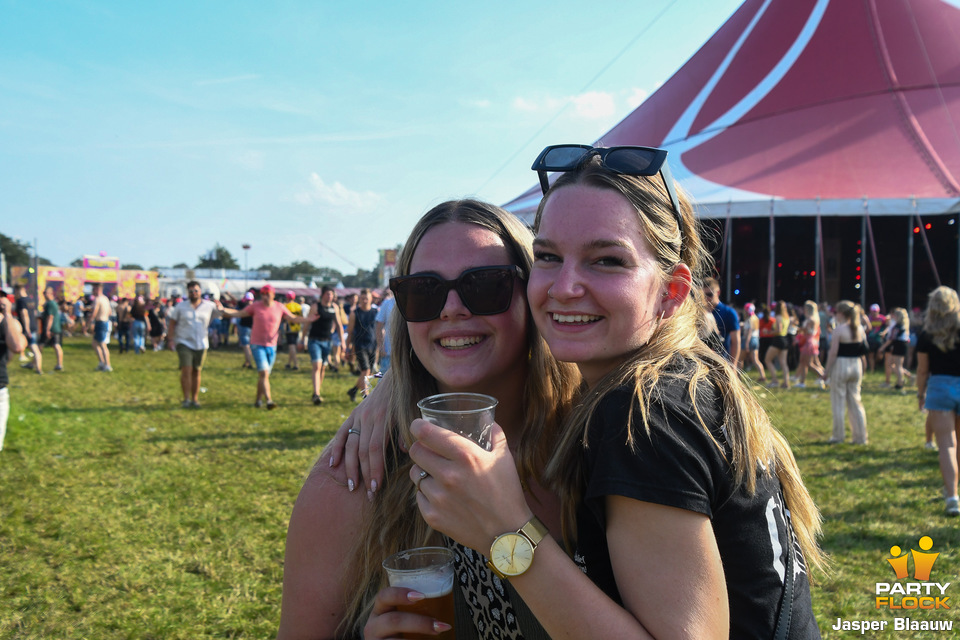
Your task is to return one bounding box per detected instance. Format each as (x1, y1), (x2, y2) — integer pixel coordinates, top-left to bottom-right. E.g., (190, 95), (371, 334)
(1, 337), (958, 639)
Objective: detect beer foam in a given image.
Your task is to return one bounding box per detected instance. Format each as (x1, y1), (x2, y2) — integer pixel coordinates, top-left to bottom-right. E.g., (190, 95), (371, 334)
(390, 571), (454, 598)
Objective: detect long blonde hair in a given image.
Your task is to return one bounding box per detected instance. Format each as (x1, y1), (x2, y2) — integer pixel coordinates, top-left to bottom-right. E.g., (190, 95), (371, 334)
(923, 286), (960, 352)
(836, 300), (864, 342)
(537, 157), (825, 574)
(891, 307), (910, 334)
(336, 199), (580, 636)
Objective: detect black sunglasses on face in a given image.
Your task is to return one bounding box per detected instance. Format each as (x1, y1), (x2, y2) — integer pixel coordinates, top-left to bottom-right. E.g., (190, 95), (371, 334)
(532, 144), (684, 239)
(389, 265), (523, 322)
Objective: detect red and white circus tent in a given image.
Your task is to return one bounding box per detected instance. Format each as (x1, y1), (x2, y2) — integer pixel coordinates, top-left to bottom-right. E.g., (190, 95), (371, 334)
(505, 0), (960, 308)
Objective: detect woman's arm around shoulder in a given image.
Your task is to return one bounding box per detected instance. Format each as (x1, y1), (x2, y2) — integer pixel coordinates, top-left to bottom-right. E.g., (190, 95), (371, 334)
(277, 450), (370, 640)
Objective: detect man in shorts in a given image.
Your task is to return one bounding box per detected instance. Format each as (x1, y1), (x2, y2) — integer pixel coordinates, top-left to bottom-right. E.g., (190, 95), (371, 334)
(220, 284), (299, 409)
(40, 287), (64, 372)
(14, 284), (41, 374)
(86, 283), (113, 372)
(166, 281), (221, 409)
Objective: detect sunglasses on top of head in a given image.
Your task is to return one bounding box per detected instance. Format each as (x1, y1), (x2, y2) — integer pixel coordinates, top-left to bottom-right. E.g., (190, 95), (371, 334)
(532, 144), (683, 235)
(389, 265), (524, 323)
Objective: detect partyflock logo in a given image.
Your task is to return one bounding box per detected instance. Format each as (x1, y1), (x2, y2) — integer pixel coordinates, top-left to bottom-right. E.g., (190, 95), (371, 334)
(833, 536), (952, 633)
(875, 536), (949, 610)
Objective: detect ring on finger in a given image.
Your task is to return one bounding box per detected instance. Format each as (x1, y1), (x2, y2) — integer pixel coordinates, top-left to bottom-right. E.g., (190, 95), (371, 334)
(416, 469), (429, 492)
(347, 428), (361, 436)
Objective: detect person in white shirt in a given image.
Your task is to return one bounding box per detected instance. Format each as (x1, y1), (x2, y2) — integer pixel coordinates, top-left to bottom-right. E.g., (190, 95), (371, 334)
(166, 281), (221, 409)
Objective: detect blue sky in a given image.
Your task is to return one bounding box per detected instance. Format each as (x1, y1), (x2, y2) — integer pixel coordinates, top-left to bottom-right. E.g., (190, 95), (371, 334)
(1, 0), (744, 275)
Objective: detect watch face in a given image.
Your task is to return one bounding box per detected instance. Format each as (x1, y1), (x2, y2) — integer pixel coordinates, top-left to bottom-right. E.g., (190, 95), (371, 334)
(490, 533), (534, 576)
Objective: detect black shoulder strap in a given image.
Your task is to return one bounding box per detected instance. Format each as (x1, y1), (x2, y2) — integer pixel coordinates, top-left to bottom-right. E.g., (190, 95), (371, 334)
(773, 512), (796, 640)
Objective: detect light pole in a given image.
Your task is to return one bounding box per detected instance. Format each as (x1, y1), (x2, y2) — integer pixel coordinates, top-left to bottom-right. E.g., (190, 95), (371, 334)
(242, 244), (251, 291)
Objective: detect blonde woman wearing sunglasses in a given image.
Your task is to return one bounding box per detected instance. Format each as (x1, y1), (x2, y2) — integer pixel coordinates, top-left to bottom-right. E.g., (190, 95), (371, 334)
(277, 200), (578, 640)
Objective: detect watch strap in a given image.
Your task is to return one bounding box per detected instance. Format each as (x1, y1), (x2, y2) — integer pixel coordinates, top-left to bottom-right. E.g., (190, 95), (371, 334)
(519, 515), (548, 547)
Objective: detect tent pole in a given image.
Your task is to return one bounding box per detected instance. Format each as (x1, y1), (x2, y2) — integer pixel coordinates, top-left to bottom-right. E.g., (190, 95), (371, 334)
(907, 202), (915, 310)
(861, 202), (868, 309)
(725, 202), (733, 302)
(768, 199), (775, 306)
(814, 197), (822, 304)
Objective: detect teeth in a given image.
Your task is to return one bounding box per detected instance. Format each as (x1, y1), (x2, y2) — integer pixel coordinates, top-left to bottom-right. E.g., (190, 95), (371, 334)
(439, 336), (483, 348)
(552, 313), (601, 324)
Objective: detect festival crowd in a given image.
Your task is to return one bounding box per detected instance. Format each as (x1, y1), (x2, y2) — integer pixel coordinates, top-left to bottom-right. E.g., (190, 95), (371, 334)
(3, 145), (960, 640)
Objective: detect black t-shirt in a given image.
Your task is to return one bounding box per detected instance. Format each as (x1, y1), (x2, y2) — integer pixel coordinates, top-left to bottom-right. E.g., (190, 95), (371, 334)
(0, 317), (9, 389)
(15, 295), (37, 333)
(917, 330), (960, 377)
(574, 371), (820, 639)
(308, 305), (339, 340)
(237, 301), (254, 328)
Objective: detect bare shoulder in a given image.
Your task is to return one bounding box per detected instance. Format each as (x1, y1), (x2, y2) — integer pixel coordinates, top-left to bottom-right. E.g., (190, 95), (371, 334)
(279, 450), (369, 640)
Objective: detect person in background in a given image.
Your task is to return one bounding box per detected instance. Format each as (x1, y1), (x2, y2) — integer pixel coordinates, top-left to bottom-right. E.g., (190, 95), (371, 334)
(166, 281), (220, 409)
(283, 291), (303, 371)
(345, 289), (378, 402)
(878, 307), (911, 390)
(866, 303), (888, 373)
(116, 296), (132, 354)
(148, 298), (165, 351)
(40, 286), (64, 372)
(740, 302), (766, 382)
(795, 301), (825, 388)
(302, 286), (346, 406)
(236, 290), (256, 369)
(72, 296), (87, 336)
(822, 300), (868, 444)
(129, 296), (150, 355)
(375, 290), (395, 373)
(702, 277), (740, 364)
(342, 292), (359, 374)
(221, 284), (299, 409)
(764, 300), (792, 389)
(14, 284), (41, 374)
(916, 286), (960, 517)
(0, 291), (27, 451)
(86, 283), (113, 372)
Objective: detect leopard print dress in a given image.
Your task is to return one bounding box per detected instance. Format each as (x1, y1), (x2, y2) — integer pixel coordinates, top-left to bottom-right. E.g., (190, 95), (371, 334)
(450, 539), (550, 640)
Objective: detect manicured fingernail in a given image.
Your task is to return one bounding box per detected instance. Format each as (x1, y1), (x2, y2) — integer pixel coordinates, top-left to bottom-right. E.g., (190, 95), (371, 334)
(433, 621), (452, 632)
(348, 479), (355, 492)
(329, 455), (335, 467)
(366, 489), (375, 502)
(407, 591), (425, 602)
(370, 479), (378, 492)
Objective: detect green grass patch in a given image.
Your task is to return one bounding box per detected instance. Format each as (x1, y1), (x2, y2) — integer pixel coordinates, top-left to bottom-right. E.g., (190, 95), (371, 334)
(1, 338), (958, 638)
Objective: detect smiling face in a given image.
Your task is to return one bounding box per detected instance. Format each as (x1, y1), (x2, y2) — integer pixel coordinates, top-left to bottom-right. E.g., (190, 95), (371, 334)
(406, 222), (529, 395)
(529, 183), (667, 387)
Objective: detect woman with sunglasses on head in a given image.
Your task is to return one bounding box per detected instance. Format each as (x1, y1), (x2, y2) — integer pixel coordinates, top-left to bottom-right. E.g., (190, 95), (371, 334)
(393, 147), (826, 639)
(277, 200), (578, 640)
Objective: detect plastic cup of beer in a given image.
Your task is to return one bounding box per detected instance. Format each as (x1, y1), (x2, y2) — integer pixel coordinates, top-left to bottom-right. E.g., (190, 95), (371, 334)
(417, 392), (497, 450)
(382, 546), (456, 639)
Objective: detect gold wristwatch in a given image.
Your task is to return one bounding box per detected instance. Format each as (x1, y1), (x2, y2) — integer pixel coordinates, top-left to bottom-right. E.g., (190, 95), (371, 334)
(487, 516), (549, 579)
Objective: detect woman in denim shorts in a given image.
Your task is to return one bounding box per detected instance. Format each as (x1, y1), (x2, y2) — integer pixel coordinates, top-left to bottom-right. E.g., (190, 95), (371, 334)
(916, 286), (960, 517)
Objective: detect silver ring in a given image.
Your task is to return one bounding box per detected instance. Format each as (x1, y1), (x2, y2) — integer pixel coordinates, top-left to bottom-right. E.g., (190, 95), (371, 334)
(347, 428), (361, 436)
(416, 469), (429, 492)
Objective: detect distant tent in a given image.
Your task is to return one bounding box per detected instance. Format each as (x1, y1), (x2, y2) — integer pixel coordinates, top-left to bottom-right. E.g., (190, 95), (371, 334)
(505, 0), (960, 308)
